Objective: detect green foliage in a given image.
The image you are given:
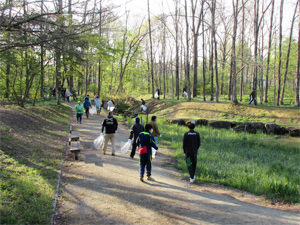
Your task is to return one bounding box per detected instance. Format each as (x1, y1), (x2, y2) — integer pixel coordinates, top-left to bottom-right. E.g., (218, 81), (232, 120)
(158, 121), (300, 203)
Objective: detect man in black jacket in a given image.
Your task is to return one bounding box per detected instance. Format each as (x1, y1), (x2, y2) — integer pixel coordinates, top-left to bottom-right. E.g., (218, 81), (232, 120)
(183, 122), (201, 183)
(129, 117), (144, 158)
(249, 89), (257, 105)
(102, 111), (118, 155)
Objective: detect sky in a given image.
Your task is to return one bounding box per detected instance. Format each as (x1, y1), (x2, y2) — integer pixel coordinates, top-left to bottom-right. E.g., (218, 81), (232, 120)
(110, 0), (298, 36)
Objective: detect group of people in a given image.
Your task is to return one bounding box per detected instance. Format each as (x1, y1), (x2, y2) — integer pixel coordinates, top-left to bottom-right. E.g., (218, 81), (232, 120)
(74, 95), (103, 123)
(100, 111), (201, 184)
(74, 93), (201, 184)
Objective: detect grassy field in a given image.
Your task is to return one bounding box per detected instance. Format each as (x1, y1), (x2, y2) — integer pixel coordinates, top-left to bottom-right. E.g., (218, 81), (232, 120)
(0, 103), (70, 224)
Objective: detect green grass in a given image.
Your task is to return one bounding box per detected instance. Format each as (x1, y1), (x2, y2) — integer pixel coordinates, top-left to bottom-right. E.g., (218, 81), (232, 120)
(0, 104), (70, 224)
(156, 119), (300, 203)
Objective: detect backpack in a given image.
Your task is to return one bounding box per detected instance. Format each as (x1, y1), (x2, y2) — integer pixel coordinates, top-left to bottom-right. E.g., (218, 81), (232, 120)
(84, 100), (89, 108)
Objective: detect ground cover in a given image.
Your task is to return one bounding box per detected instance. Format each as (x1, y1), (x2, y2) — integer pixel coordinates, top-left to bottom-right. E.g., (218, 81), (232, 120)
(0, 103), (70, 224)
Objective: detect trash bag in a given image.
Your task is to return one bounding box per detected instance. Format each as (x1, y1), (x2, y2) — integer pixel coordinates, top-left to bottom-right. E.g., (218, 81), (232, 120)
(154, 92), (158, 98)
(120, 140), (131, 154)
(90, 107), (95, 116)
(94, 134), (104, 150)
(107, 106), (115, 112)
(152, 148), (157, 158)
(142, 105), (147, 111)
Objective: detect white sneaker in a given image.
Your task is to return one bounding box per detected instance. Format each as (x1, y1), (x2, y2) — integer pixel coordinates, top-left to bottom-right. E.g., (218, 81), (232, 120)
(190, 176), (195, 183)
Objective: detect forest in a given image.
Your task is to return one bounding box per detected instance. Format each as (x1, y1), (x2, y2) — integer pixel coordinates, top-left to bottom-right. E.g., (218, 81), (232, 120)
(0, 0), (299, 107)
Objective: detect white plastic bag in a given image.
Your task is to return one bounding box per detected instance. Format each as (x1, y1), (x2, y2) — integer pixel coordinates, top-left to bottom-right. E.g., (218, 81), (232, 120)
(142, 105), (147, 111)
(94, 134), (104, 150)
(90, 107), (95, 116)
(120, 140), (131, 154)
(154, 92), (158, 98)
(152, 148), (157, 158)
(107, 106), (115, 112)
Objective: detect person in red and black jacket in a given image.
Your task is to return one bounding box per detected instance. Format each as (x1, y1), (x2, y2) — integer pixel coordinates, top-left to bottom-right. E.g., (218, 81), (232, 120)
(137, 124), (158, 182)
(183, 122), (201, 184)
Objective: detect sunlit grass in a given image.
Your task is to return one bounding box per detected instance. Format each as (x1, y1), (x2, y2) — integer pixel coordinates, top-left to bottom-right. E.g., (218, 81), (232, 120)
(157, 119), (300, 203)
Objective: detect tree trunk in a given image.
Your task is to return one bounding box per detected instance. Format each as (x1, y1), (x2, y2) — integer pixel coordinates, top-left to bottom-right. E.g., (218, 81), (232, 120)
(175, 0), (180, 100)
(252, 0), (259, 92)
(276, 0), (284, 106)
(231, 0), (239, 104)
(296, 2), (300, 107)
(264, 0), (275, 103)
(240, 0), (245, 102)
(148, 0), (155, 98)
(202, 16), (206, 101)
(184, 0), (191, 101)
(280, 1), (298, 105)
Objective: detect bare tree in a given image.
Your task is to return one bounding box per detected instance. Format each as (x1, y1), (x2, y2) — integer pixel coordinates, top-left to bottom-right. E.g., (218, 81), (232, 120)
(276, 0), (284, 106)
(264, 0), (275, 103)
(296, 2), (300, 107)
(191, 0), (204, 98)
(184, 0), (191, 100)
(147, 0), (155, 98)
(280, 1), (298, 105)
(230, 0), (239, 104)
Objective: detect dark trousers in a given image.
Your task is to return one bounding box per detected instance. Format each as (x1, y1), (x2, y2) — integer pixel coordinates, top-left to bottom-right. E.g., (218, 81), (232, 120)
(76, 113), (82, 123)
(130, 140), (138, 158)
(249, 98), (257, 105)
(186, 153), (197, 179)
(140, 153), (152, 178)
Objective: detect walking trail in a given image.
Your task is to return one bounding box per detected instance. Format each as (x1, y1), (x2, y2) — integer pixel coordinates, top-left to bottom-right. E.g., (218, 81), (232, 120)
(55, 102), (300, 224)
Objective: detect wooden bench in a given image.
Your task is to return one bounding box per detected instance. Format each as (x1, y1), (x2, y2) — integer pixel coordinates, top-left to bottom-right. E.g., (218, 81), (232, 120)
(70, 141), (80, 160)
(68, 131), (79, 144)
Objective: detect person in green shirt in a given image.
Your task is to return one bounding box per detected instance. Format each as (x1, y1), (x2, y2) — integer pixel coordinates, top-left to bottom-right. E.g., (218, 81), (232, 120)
(75, 101), (84, 124)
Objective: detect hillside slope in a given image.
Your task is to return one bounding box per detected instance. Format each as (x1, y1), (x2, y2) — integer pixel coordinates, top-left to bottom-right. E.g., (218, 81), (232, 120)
(142, 99), (300, 127)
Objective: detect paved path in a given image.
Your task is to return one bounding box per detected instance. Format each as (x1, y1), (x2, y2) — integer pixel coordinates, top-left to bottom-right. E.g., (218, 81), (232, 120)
(55, 102), (300, 224)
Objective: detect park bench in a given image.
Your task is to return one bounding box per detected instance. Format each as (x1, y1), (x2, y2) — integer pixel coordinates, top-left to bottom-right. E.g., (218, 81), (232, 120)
(68, 125), (80, 160)
(70, 141), (80, 160)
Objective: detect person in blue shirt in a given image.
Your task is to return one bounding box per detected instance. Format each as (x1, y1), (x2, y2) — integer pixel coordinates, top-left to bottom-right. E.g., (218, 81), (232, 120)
(137, 124), (158, 182)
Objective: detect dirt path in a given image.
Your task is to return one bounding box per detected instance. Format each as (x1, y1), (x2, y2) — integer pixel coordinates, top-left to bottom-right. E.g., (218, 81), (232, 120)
(55, 102), (300, 224)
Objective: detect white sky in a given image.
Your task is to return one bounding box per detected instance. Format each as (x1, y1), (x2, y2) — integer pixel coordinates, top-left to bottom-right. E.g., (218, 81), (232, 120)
(110, 0), (298, 36)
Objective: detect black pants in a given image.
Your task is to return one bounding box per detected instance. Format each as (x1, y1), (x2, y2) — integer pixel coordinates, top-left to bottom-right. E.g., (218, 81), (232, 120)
(130, 139), (138, 158)
(76, 113), (82, 123)
(186, 153), (197, 179)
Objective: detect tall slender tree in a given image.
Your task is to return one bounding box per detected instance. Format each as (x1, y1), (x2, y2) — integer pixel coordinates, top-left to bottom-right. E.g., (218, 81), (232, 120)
(148, 0), (155, 98)
(264, 0), (275, 103)
(296, 1), (300, 107)
(280, 1), (298, 105)
(276, 0), (284, 106)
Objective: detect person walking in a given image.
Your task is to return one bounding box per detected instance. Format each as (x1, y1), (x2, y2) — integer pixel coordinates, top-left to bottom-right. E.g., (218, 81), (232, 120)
(249, 89), (257, 105)
(129, 117), (144, 159)
(183, 122), (201, 183)
(141, 99), (147, 112)
(149, 116), (160, 146)
(65, 89), (72, 102)
(107, 99), (114, 112)
(83, 97), (91, 118)
(94, 96), (102, 115)
(137, 124), (158, 182)
(155, 87), (160, 100)
(182, 87), (187, 98)
(75, 101), (84, 124)
(101, 111), (118, 156)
